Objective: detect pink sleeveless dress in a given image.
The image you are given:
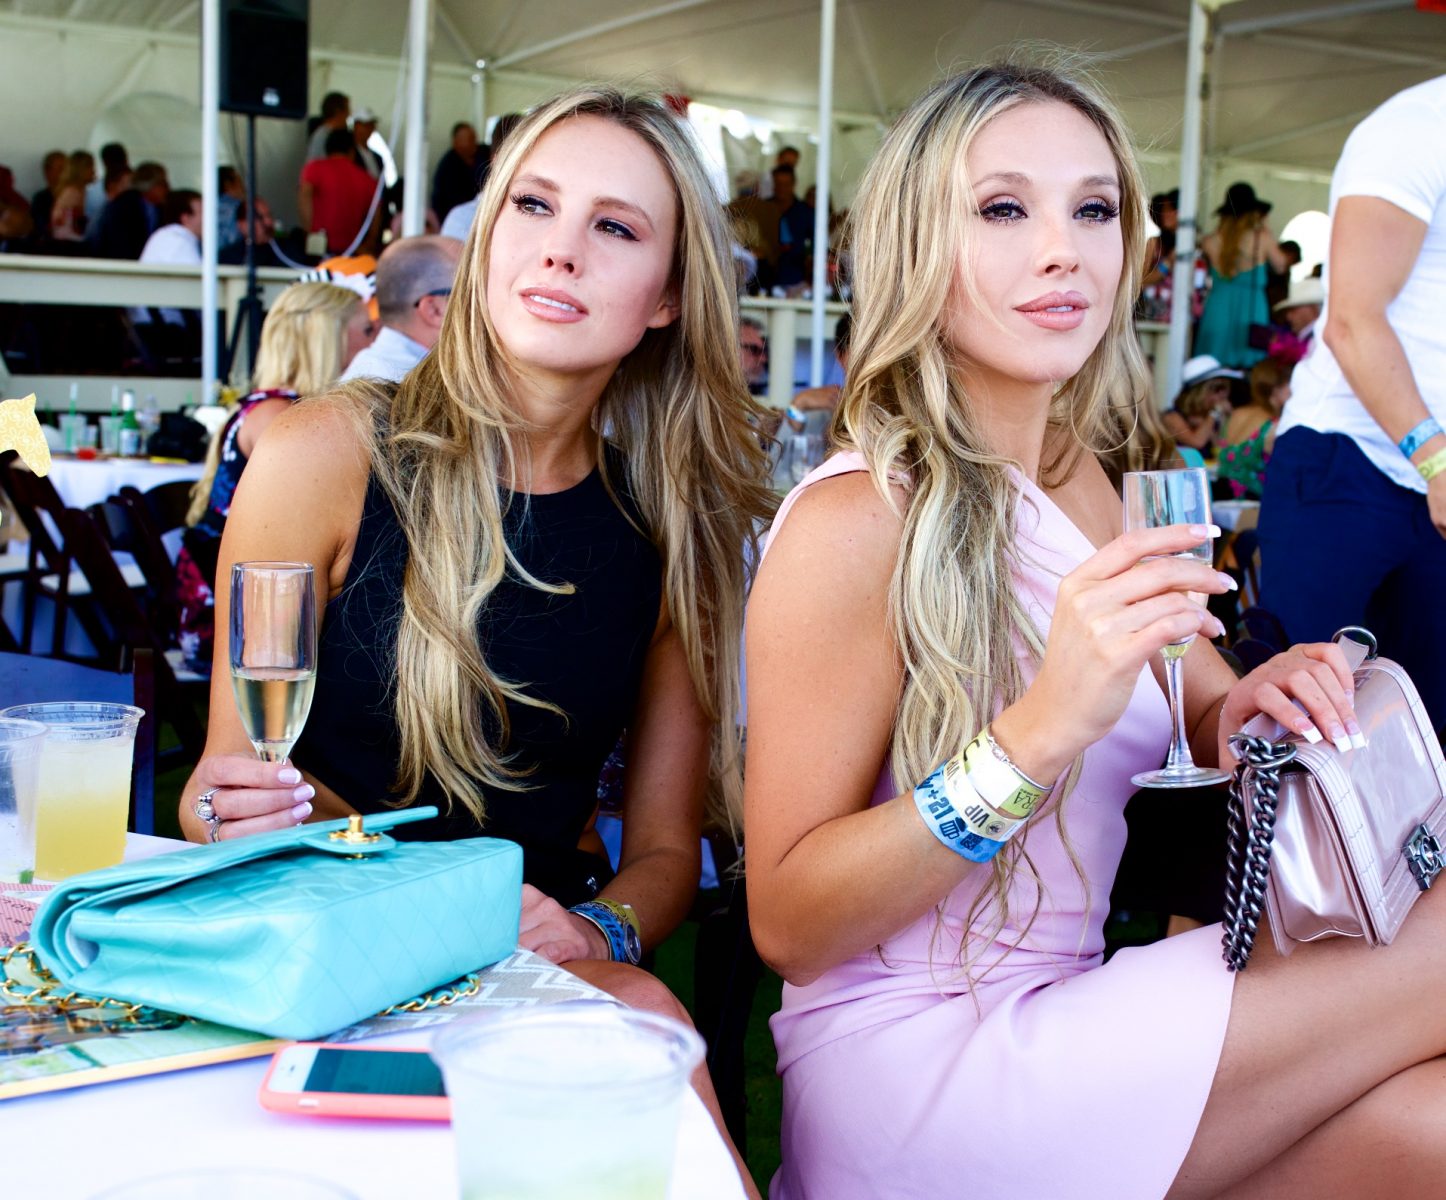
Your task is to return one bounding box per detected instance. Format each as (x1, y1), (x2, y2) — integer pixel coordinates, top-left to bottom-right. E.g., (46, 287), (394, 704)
(753, 453), (1236, 1200)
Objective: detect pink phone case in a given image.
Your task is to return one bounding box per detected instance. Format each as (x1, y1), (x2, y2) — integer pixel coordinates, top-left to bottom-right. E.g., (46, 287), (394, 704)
(258, 1042), (451, 1121)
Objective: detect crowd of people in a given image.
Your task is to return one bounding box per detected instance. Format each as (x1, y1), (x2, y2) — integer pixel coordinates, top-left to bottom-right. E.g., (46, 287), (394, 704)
(4, 57), (1446, 1200)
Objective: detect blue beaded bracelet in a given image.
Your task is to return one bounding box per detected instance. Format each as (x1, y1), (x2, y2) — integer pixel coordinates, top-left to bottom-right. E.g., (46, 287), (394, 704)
(1399, 418), (1442, 460)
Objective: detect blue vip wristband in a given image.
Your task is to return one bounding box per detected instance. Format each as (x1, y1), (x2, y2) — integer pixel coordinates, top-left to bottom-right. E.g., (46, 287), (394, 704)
(1399, 418), (1442, 460)
(786, 405), (806, 424)
(913, 760), (1008, 864)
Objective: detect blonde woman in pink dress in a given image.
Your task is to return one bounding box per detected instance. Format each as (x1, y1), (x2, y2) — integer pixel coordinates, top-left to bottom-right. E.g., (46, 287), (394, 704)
(745, 62), (1446, 1200)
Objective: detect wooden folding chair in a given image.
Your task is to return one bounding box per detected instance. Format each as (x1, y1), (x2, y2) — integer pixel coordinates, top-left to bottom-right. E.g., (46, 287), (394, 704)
(91, 493), (179, 648)
(0, 647), (158, 834)
(0, 455), (149, 658)
(135, 479), (197, 535)
(52, 506), (206, 766)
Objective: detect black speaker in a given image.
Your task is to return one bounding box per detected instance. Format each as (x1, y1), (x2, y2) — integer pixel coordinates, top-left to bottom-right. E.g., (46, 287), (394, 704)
(220, 0), (309, 120)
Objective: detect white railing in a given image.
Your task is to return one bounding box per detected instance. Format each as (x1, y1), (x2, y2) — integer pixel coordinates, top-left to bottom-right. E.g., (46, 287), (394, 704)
(0, 254), (300, 407)
(0, 257), (1177, 412)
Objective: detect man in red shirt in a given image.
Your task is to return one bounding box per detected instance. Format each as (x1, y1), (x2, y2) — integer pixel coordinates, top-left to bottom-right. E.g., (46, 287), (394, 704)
(299, 128), (378, 255)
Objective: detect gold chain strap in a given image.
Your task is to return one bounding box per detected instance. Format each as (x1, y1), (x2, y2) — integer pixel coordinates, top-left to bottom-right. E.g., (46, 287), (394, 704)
(377, 971), (485, 1015)
(4, 940), (485, 1023)
(1, 941), (160, 1019)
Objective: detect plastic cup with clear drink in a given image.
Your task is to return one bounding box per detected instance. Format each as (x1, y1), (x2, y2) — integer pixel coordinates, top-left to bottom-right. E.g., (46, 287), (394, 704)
(0, 702), (143, 880)
(98, 414), (124, 456)
(58, 413), (88, 454)
(0, 718), (47, 883)
(432, 1002), (705, 1200)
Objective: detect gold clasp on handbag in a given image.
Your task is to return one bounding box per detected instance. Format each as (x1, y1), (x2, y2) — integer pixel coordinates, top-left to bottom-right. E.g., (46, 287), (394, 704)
(1404, 824), (1443, 891)
(329, 815), (382, 846)
(305, 814), (395, 857)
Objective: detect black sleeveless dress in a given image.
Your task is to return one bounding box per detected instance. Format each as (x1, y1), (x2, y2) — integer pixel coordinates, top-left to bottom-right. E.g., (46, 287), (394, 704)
(290, 451), (663, 907)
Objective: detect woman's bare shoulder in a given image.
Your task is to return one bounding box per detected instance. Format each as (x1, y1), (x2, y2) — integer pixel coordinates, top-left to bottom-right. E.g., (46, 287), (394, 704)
(755, 469), (906, 606)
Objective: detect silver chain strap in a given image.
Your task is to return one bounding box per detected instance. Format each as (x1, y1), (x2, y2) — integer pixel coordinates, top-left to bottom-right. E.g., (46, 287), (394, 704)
(1221, 733), (1299, 972)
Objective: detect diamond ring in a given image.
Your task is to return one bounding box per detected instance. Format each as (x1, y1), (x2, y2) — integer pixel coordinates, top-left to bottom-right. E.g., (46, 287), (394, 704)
(194, 787), (223, 844)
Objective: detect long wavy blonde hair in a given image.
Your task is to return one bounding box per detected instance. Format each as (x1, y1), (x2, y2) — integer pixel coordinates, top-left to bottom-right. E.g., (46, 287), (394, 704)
(836, 61), (1152, 964)
(341, 87), (775, 834)
(188, 281), (362, 525)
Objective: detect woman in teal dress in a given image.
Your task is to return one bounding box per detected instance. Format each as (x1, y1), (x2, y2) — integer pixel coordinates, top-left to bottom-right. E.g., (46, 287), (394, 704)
(1195, 182), (1290, 368)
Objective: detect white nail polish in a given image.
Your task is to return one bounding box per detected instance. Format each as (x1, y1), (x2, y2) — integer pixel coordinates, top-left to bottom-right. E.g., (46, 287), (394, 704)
(1300, 724), (1323, 744)
(1332, 734), (1353, 753)
(1207, 524), (1222, 538)
(1351, 732), (1369, 750)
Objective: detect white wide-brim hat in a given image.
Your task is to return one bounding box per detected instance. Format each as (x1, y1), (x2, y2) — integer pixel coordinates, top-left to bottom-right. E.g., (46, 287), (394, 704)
(1273, 276), (1325, 312)
(1181, 354), (1244, 388)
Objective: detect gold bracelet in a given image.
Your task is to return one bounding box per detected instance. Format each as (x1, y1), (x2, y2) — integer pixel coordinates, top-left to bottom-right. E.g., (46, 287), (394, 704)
(1418, 447), (1446, 482)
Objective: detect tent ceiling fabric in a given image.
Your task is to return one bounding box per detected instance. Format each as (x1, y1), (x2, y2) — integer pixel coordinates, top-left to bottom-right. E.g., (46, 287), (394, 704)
(6, 0), (1444, 171)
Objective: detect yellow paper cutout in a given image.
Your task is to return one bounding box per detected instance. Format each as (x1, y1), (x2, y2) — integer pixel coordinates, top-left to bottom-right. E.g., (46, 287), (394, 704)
(0, 394), (52, 476)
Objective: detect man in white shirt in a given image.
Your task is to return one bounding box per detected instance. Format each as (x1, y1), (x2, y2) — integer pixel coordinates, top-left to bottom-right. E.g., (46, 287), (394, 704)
(139, 190), (203, 266)
(136, 189), (202, 328)
(306, 92), (351, 162)
(1259, 75), (1446, 728)
(340, 235), (462, 383)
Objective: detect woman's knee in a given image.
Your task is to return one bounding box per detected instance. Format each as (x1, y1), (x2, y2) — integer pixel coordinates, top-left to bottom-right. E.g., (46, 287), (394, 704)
(563, 960), (694, 1027)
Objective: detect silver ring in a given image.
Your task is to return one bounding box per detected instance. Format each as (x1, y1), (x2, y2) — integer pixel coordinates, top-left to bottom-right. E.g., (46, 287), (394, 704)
(194, 787), (223, 844)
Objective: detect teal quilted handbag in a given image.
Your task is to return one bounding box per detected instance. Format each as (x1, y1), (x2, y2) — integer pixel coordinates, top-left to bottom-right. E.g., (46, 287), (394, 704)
(26, 808), (522, 1040)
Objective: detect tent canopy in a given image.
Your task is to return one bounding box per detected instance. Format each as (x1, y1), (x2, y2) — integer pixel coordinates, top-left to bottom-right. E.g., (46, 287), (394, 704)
(4, 0), (1441, 175)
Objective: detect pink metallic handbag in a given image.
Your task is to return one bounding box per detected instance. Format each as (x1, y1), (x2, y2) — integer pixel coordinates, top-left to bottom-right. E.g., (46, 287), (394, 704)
(1221, 628), (1446, 971)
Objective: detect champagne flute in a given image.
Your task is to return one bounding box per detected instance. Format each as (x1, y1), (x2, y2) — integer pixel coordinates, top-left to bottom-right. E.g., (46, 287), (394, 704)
(230, 562), (317, 763)
(1122, 469), (1230, 789)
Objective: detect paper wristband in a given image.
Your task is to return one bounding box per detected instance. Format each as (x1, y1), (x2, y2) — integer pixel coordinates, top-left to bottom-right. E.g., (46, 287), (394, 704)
(913, 761), (1010, 863)
(1400, 418), (1443, 461)
(960, 732), (1047, 821)
(1418, 447), (1446, 483)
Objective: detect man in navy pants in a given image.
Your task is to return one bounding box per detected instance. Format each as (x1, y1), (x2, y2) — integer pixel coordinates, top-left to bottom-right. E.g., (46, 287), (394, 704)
(1258, 75), (1446, 731)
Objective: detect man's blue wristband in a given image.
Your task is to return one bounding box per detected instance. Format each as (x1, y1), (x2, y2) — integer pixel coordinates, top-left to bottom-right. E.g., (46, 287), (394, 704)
(1399, 418), (1442, 460)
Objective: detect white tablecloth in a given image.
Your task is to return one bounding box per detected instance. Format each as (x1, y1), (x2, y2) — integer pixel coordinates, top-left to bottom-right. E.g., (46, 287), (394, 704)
(46, 458), (204, 512)
(4, 835), (747, 1200)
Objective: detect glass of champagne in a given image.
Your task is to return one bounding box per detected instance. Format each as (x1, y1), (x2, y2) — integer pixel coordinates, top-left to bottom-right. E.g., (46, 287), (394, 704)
(1122, 468), (1230, 789)
(230, 562), (317, 763)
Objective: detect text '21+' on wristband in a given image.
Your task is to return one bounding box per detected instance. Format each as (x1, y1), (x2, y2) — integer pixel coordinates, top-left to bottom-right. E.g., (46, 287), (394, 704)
(912, 729), (1051, 863)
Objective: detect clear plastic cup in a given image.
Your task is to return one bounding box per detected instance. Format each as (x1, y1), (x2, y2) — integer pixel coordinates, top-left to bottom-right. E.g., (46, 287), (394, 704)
(0, 718), (47, 883)
(57, 413), (88, 454)
(0, 702), (143, 880)
(98, 414), (124, 456)
(432, 1002), (705, 1200)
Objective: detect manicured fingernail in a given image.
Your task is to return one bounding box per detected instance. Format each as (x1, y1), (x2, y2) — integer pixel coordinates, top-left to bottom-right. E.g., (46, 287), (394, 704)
(1351, 732), (1368, 750)
(1331, 731), (1352, 753)
(278, 768), (301, 785)
(1189, 524), (1222, 539)
(1216, 572), (1238, 591)
(290, 801), (313, 822)
(292, 784), (315, 803)
(1299, 722), (1323, 744)
(1209, 617), (1226, 637)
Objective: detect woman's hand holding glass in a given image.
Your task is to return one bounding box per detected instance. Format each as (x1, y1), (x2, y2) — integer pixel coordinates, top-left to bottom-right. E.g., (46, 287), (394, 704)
(181, 755), (317, 843)
(993, 524), (1232, 785)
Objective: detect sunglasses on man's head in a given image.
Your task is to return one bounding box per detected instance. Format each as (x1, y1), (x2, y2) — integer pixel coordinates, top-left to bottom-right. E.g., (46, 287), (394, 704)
(414, 288), (452, 308)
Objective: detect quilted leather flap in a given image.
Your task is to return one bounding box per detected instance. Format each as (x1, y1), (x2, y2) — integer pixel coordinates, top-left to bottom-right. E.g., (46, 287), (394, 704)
(31, 807), (442, 973)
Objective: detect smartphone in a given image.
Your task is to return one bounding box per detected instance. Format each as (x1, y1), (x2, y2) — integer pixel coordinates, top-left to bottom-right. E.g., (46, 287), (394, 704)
(259, 1042), (451, 1121)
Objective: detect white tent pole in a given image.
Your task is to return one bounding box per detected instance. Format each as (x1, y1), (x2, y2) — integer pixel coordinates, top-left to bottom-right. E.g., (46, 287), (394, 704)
(474, 62), (488, 136)
(402, 0), (433, 237)
(809, 0), (836, 389)
(200, 0), (219, 397)
(1164, 0), (1209, 406)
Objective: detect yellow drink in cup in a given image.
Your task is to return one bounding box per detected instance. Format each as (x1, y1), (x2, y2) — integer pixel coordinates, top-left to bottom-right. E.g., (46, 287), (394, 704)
(0, 702), (143, 880)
